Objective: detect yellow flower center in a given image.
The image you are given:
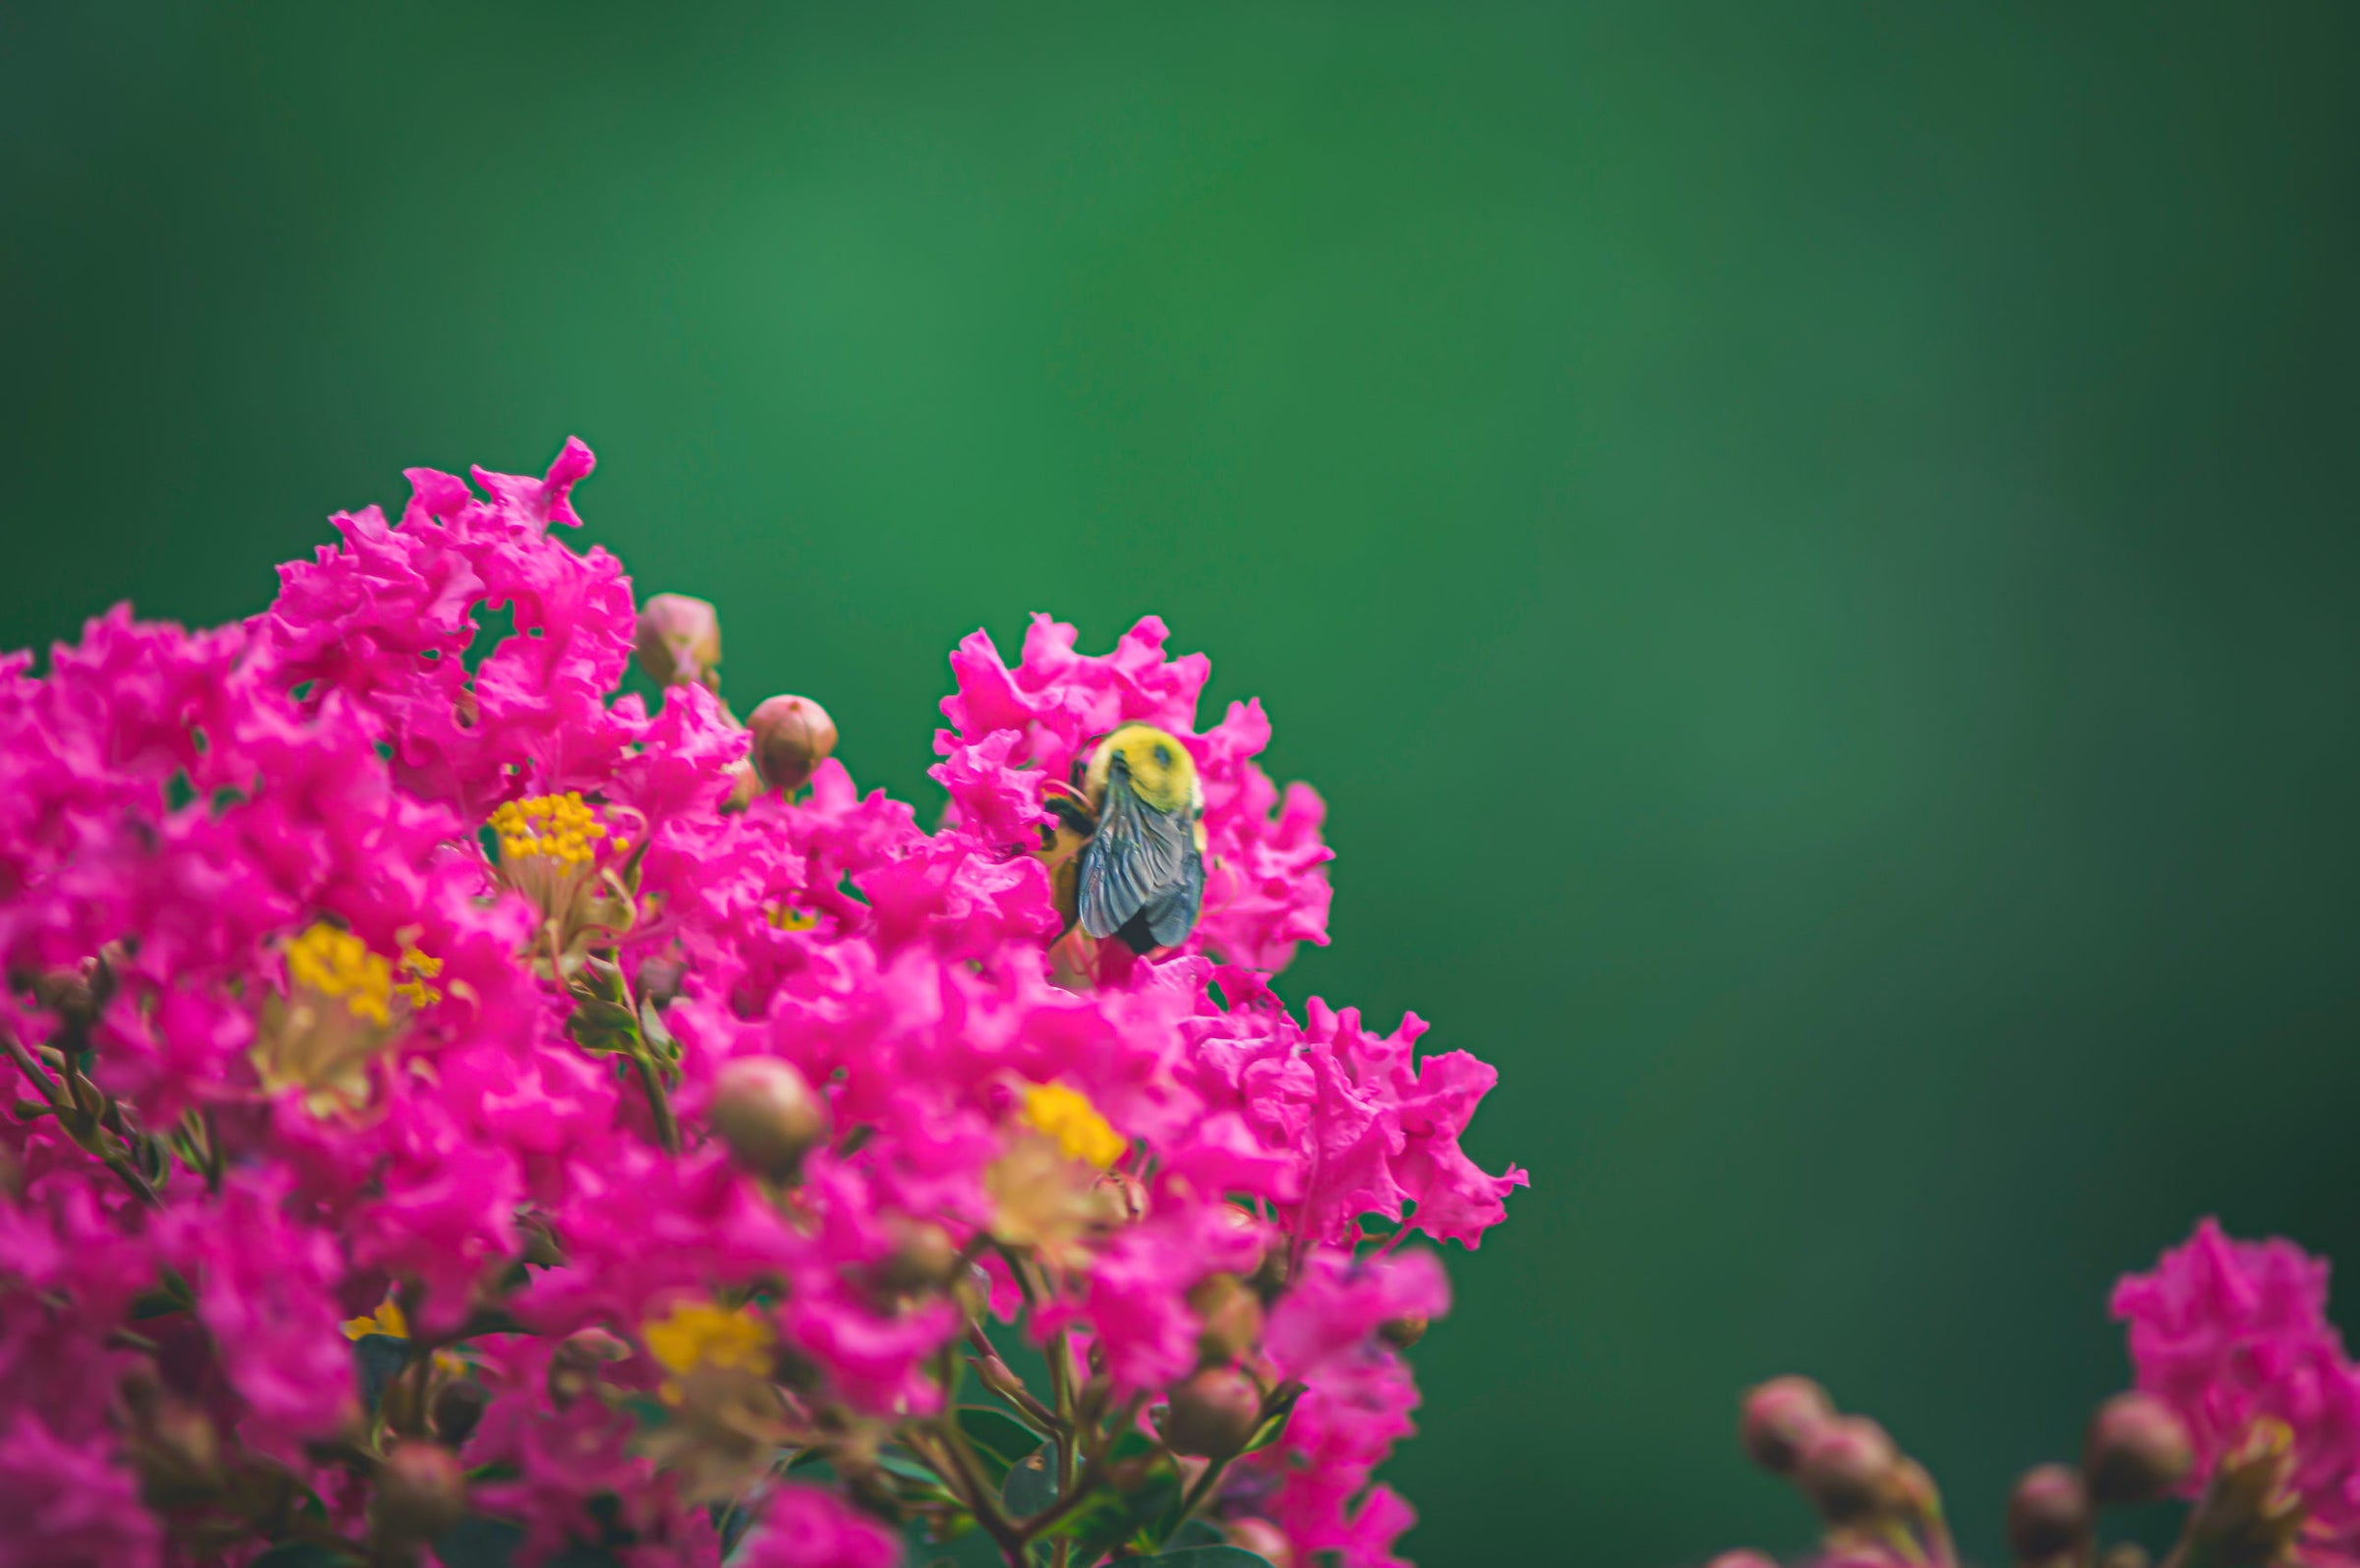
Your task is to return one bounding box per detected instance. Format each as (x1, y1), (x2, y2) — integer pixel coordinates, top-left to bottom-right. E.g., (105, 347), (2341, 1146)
(341, 1297), (409, 1340)
(643, 1300), (773, 1402)
(1020, 1081), (1127, 1170)
(287, 923), (395, 1026)
(490, 791), (625, 868)
(766, 903), (819, 932)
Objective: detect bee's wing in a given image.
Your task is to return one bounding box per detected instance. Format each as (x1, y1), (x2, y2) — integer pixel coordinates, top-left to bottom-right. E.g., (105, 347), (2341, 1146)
(1077, 779), (1191, 941)
(1139, 834), (1206, 949)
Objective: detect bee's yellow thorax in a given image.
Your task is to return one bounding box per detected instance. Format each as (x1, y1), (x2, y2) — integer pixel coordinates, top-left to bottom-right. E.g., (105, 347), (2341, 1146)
(1084, 725), (1200, 815)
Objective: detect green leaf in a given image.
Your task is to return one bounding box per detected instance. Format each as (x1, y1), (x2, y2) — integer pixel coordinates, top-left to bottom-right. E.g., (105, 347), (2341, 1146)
(1065, 1458), (1180, 1564)
(250, 1548), (349, 1568)
(872, 1447), (958, 1501)
(1241, 1406), (1294, 1454)
(1123, 1550), (1276, 1567)
(1166, 1518), (1225, 1548)
(1000, 1441), (1061, 1517)
(957, 1405), (1037, 1479)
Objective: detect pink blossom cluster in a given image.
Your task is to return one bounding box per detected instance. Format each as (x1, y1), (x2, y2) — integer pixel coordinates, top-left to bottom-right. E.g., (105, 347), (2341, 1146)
(2114, 1219), (2360, 1566)
(0, 440), (1522, 1568)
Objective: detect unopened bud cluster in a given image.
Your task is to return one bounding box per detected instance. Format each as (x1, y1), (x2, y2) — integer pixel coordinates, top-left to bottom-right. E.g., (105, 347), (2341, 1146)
(1713, 1219), (2360, 1568)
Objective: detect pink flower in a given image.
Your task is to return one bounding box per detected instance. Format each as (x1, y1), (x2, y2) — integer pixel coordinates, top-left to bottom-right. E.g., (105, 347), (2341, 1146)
(0, 1419), (162, 1568)
(161, 1172), (358, 1459)
(2114, 1218), (2360, 1562)
(733, 1482), (903, 1568)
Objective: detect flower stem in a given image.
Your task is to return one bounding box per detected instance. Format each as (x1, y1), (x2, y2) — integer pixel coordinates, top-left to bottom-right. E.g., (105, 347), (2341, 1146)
(630, 1046), (681, 1155)
(4, 1035), (160, 1209)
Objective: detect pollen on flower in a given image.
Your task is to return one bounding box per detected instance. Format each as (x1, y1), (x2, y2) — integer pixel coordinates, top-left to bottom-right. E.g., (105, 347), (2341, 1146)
(394, 948), (442, 1010)
(765, 903), (819, 932)
(1021, 1081), (1128, 1170)
(490, 791), (611, 869)
(286, 922), (395, 1026)
(643, 1300), (774, 1403)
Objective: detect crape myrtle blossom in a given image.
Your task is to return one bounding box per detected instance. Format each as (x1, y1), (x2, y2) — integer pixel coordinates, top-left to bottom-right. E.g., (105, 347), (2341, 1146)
(1714, 1219), (2360, 1568)
(0, 440), (1521, 1568)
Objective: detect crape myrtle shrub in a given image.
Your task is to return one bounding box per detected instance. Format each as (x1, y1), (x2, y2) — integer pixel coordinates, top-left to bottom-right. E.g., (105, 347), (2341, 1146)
(0, 441), (1523, 1568)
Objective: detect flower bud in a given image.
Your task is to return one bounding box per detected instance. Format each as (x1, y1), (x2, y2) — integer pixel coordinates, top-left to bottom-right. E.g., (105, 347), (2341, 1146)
(634, 594), (722, 690)
(1379, 1314), (1429, 1351)
(130, 1398), (221, 1509)
(1740, 1375), (1835, 1475)
(371, 1440), (468, 1544)
(2099, 1545), (2152, 1568)
(1161, 1367), (1264, 1459)
(2007, 1464), (2091, 1564)
(746, 695), (838, 793)
(1228, 1519), (1296, 1568)
(31, 964), (102, 1030)
(1705, 1555), (1781, 1568)
(431, 1377), (488, 1448)
(1795, 1415), (1901, 1524)
(709, 1058), (828, 1181)
(1094, 1168), (1149, 1226)
(548, 1326), (629, 1407)
(873, 1221), (961, 1296)
(516, 1210), (567, 1269)
(723, 758), (763, 812)
(1188, 1274), (1266, 1367)
(2084, 1391), (2194, 1507)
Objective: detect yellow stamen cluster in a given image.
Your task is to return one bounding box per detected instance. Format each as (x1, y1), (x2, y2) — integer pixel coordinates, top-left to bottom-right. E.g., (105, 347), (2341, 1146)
(1021, 1081), (1128, 1170)
(395, 949), (443, 1010)
(491, 791), (623, 868)
(286, 923), (395, 1026)
(643, 1300), (774, 1403)
(766, 903), (819, 933)
(341, 1297), (409, 1341)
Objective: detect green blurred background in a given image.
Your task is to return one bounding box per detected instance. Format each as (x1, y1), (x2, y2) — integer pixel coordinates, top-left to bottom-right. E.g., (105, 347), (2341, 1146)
(6, 5), (2358, 1563)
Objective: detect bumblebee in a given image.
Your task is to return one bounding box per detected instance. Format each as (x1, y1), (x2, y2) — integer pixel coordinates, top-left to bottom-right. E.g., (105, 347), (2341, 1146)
(1040, 724), (1207, 954)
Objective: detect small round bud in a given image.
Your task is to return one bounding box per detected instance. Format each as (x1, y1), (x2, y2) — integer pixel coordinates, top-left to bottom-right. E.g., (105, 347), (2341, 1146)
(1379, 1314), (1430, 1351)
(1094, 1168), (1149, 1226)
(1162, 1367), (1264, 1459)
(2007, 1463), (2091, 1564)
(431, 1377), (488, 1448)
(131, 1398), (221, 1508)
(723, 759), (762, 813)
(2084, 1392), (2194, 1507)
(548, 1326), (629, 1407)
(372, 1440), (468, 1544)
(709, 1058), (828, 1181)
(873, 1221), (961, 1296)
(31, 965), (101, 1030)
(634, 594), (722, 690)
(1706, 1554), (1781, 1568)
(746, 695), (838, 793)
(1228, 1519), (1296, 1568)
(2100, 1546), (2153, 1568)
(1795, 1416), (1901, 1524)
(634, 957), (687, 1010)
(516, 1211), (566, 1269)
(1740, 1375), (1835, 1475)
(1187, 1274), (1267, 1367)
